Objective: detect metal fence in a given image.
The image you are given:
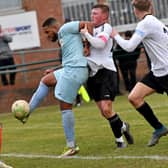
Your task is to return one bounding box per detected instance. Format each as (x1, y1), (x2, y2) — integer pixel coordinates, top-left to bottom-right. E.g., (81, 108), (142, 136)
(62, 0), (97, 21)
(62, 0), (168, 31)
(0, 48), (61, 85)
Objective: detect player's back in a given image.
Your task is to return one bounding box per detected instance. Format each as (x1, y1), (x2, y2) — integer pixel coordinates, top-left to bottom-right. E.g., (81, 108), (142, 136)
(138, 15), (168, 76)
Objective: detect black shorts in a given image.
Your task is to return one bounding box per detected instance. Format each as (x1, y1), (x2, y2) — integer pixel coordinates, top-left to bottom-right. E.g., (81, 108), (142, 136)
(87, 68), (117, 101)
(141, 71), (168, 94)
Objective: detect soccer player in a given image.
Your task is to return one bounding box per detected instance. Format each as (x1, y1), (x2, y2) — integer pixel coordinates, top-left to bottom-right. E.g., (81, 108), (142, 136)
(111, 0), (168, 147)
(80, 4), (134, 148)
(16, 18), (93, 157)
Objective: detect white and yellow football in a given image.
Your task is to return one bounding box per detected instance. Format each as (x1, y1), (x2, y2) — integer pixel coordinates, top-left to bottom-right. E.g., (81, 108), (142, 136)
(11, 100), (30, 120)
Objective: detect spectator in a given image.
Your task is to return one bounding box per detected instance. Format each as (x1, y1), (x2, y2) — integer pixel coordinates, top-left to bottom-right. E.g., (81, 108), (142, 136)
(0, 25), (16, 86)
(113, 31), (141, 92)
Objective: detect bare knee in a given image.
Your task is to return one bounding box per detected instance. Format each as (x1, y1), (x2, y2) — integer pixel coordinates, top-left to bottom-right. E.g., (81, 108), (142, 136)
(41, 73), (56, 87)
(128, 93), (143, 108)
(100, 105), (115, 119)
(97, 100), (115, 119)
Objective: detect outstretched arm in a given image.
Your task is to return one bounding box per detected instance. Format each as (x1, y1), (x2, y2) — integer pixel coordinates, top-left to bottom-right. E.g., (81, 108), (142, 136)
(111, 28), (143, 52)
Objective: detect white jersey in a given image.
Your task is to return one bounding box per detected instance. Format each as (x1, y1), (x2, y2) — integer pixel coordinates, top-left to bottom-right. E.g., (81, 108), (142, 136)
(114, 15), (168, 77)
(87, 23), (116, 76)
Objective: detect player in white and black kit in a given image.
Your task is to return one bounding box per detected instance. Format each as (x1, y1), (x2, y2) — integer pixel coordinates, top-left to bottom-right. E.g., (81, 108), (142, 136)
(81, 4), (134, 148)
(111, 0), (168, 147)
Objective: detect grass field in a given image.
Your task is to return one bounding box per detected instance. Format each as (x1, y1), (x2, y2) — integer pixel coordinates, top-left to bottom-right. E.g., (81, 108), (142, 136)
(0, 93), (168, 168)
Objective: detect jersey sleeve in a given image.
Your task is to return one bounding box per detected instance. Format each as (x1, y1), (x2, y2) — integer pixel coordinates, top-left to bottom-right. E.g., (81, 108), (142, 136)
(135, 20), (149, 39)
(84, 23), (112, 49)
(97, 23), (112, 43)
(114, 21), (149, 52)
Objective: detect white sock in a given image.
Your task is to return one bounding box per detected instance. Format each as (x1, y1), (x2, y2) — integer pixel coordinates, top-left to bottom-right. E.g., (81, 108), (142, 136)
(116, 136), (124, 143)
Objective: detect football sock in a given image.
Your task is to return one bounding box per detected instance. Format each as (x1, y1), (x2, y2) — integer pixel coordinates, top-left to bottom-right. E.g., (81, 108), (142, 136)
(108, 114), (123, 139)
(116, 137), (124, 143)
(29, 82), (49, 113)
(136, 102), (163, 129)
(62, 109), (75, 148)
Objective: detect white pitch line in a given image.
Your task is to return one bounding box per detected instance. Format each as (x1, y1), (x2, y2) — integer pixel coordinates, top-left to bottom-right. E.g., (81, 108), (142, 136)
(1, 153), (168, 160)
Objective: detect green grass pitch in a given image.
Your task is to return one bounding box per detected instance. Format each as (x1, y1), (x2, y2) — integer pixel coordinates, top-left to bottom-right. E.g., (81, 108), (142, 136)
(0, 93), (168, 168)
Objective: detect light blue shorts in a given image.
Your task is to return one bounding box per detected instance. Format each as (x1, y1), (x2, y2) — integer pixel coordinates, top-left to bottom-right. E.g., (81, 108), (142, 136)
(54, 66), (88, 104)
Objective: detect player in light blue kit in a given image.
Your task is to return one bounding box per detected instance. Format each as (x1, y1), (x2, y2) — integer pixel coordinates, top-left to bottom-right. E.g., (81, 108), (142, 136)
(16, 17), (93, 157)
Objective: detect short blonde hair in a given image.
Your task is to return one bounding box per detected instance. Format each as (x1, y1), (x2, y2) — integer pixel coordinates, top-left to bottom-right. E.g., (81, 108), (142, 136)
(132, 0), (152, 12)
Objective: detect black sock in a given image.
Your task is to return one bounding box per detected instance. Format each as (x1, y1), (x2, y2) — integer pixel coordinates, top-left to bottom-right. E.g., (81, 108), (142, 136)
(136, 102), (163, 129)
(108, 114), (123, 138)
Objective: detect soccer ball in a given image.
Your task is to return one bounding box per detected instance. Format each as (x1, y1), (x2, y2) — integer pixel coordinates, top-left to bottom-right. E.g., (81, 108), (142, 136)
(11, 100), (30, 119)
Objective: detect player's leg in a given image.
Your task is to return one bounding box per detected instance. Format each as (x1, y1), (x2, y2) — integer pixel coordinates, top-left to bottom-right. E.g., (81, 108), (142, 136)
(128, 80), (168, 146)
(59, 101), (79, 157)
(96, 100), (133, 148)
(87, 69), (133, 148)
(29, 71), (57, 112)
(16, 71), (57, 124)
(97, 100), (126, 147)
(55, 67), (88, 157)
(101, 70), (134, 146)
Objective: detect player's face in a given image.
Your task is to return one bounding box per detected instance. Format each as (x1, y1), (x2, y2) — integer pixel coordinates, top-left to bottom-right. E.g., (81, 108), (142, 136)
(43, 26), (58, 42)
(91, 8), (106, 27)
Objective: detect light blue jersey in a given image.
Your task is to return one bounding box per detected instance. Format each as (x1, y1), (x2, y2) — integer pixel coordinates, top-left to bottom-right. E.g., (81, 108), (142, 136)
(53, 21), (89, 103)
(58, 21), (87, 67)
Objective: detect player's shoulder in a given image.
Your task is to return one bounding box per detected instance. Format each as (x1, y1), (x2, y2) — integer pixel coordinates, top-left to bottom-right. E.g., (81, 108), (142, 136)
(104, 23), (112, 29)
(60, 21), (79, 33)
(96, 23), (112, 34)
(63, 21), (79, 28)
(102, 23), (112, 35)
(138, 15), (158, 28)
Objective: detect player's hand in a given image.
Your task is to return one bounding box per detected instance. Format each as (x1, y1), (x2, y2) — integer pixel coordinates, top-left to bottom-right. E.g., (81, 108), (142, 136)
(43, 68), (54, 75)
(110, 29), (118, 38)
(80, 24), (88, 35)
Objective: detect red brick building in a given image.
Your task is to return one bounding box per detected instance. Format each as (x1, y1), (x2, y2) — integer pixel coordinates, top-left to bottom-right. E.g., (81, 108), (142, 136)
(0, 0), (64, 113)
(0, 0), (149, 113)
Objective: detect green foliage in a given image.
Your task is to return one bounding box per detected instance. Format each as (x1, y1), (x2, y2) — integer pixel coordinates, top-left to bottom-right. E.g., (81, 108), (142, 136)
(0, 94), (168, 168)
